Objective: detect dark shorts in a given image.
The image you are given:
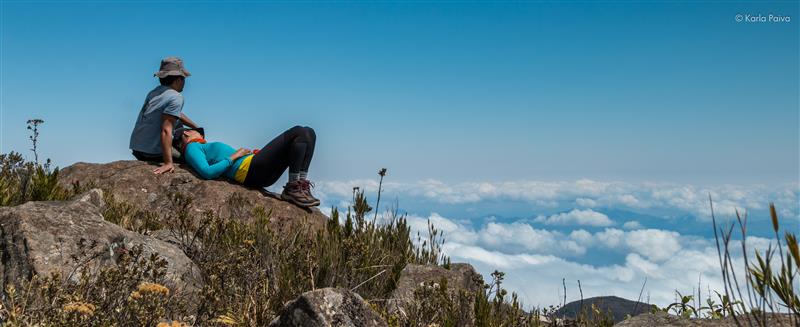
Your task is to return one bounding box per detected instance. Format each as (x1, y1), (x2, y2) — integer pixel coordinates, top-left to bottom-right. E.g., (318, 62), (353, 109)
(132, 149), (183, 163)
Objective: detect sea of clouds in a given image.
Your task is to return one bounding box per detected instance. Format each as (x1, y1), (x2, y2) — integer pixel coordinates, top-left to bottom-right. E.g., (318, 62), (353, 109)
(300, 178), (799, 310)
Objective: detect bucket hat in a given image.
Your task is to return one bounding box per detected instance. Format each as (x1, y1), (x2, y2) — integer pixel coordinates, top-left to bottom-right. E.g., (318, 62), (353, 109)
(155, 56), (191, 78)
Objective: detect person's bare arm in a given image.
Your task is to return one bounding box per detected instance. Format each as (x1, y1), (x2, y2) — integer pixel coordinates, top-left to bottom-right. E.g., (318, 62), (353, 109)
(154, 114), (178, 174)
(180, 112), (199, 129)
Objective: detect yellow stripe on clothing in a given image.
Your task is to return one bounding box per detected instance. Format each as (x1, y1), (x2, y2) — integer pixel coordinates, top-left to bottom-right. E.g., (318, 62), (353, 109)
(234, 154), (254, 183)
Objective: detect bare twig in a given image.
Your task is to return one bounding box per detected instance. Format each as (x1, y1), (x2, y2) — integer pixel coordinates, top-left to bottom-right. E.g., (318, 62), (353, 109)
(26, 119), (44, 164)
(373, 168), (387, 222)
(578, 279), (584, 319)
(634, 277), (648, 315)
(351, 269), (387, 292)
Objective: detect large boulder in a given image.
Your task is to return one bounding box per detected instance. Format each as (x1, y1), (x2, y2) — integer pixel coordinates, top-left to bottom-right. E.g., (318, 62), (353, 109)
(387, 263), (484, 325)
(58, 160), (328, 233)
(0, 189), (200, 294)
(269, 287), (388, 327)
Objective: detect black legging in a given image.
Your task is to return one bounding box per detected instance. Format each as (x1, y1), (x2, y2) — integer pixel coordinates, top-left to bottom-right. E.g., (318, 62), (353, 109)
(243, 125), (316, 188)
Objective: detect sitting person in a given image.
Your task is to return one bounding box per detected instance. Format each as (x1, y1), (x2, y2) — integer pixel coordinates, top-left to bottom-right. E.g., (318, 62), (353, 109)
(130, 56), (200, 173)
(174, 125), (320, 207)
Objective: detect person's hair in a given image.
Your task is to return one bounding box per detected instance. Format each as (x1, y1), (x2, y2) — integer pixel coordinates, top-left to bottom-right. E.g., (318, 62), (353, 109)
(172, 134), (182, 150)
(174, 129), (202, 153)
(159, 75), (184, 86)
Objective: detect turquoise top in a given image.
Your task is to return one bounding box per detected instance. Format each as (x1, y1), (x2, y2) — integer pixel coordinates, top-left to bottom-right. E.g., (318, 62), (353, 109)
(183, 142), (247, 180)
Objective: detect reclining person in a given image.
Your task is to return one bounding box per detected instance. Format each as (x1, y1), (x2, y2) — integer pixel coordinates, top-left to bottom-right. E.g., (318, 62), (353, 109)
(174, 126), (320, 207)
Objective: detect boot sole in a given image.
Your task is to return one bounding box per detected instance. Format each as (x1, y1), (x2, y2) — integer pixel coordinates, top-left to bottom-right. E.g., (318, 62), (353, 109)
(281, 193), (314, 207)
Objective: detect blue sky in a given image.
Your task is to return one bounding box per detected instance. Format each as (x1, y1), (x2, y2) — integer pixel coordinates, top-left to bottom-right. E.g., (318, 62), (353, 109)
(2, 1), (798, 184)
(2, 0), (798, 309)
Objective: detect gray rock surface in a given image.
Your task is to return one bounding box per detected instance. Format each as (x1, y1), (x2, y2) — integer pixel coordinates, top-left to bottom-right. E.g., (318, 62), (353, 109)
(614, 311), (799, 326)
(387, 263), (484, 325)
(269, 287), (388, 327)
(0, 189), (200, 294)
(58, 160), (328, 233)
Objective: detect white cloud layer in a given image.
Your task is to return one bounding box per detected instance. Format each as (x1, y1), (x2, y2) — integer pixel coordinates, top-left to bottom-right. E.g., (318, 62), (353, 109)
(315, 179), (799, 220)
(534, 209), (614, 226)
(314, 179), (799, 310)
(363, 210), (796, 310)
(622, 221), (643, 229)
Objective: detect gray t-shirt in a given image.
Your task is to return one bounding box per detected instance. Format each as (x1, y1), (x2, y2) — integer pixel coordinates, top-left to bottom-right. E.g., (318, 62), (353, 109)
(129, 85), (184, 155)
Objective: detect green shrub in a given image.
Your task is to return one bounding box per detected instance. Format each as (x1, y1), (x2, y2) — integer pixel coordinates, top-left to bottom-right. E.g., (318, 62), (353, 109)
(0, 152), (79, 206)
(655, 199), (800, 326)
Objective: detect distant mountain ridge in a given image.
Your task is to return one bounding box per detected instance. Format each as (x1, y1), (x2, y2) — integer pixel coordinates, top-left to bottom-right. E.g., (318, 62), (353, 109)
(554, 295), (656, 323)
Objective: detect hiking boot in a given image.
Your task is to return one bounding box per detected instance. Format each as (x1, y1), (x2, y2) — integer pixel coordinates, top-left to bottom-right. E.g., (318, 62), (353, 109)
(298, 179), (321, 207)
(281, 180), (315, 207)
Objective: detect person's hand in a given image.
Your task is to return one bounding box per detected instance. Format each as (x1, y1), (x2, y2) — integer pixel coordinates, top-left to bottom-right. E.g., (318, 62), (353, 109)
(153, 163), (175, 174)
(229, 148), (252, 161)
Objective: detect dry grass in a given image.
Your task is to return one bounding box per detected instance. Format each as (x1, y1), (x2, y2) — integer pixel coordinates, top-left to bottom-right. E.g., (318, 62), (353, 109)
(3, 152), (795, 326)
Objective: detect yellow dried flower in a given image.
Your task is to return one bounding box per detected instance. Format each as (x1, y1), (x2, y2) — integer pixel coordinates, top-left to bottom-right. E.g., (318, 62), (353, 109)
(137, 282), (170, 297)
(62, 301), (96, 316)
(243, 239), (255, 246)
(212, 315), (238, 325)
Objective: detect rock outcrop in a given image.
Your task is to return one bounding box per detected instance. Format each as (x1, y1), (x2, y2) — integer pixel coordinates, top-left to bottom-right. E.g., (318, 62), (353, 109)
(59, 160), (328, 233)
(613, 311), (798, 326)
(269, 287), (388, 327)
(0, 189), (200, 293)
(387, 263), (484, 325)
